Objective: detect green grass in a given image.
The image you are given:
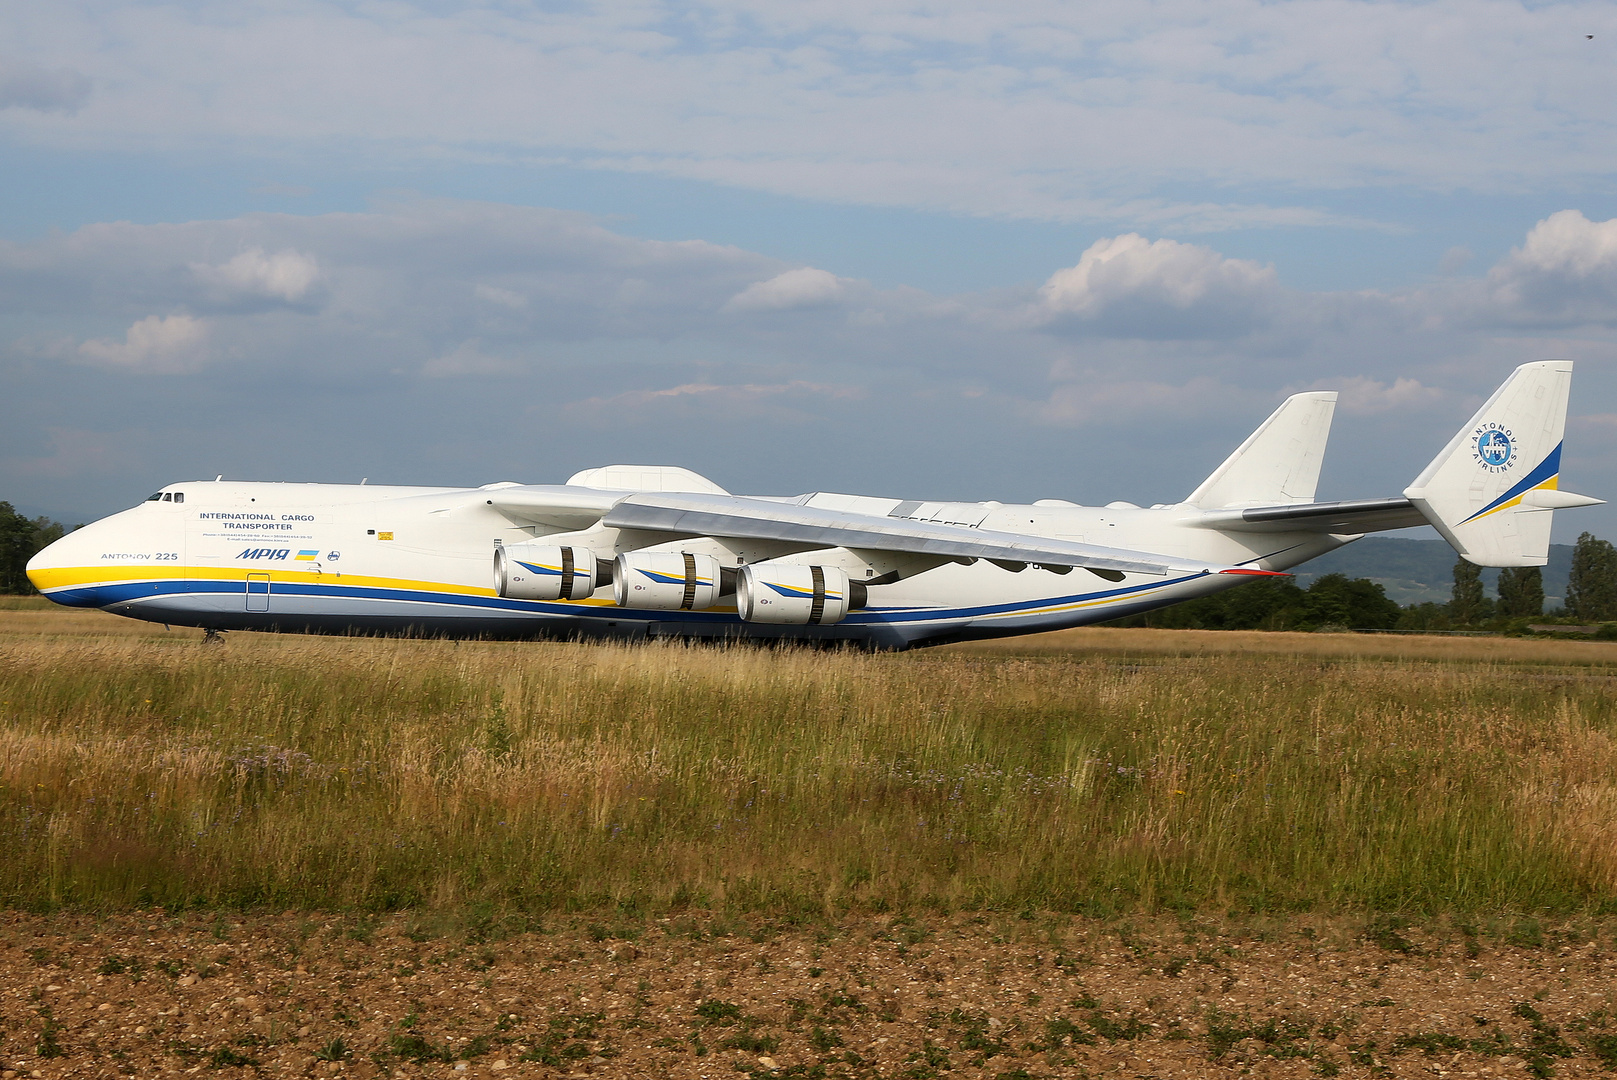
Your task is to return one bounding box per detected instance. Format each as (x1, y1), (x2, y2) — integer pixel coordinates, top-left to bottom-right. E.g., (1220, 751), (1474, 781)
(0, 595), (56, 611)
(3, 630), (1617, 915)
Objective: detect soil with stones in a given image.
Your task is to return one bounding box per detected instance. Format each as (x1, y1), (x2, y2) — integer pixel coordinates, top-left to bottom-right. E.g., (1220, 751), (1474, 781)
(3, 911), (1617, 1078)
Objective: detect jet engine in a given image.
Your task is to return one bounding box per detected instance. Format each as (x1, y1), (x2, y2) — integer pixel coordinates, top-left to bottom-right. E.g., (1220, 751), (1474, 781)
(736, 564), (865, 625)
(494, 543), (601, 600)
(613, 551), (722, 611)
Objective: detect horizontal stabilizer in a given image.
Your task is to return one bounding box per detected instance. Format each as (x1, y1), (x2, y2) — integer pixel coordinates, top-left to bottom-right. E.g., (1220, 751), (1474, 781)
(1193, 496), (1428, 534)
(1520, 489), (1604, 510)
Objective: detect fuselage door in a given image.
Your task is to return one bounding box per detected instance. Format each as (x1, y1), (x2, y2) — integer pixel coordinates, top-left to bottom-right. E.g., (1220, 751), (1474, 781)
(246, 573), (270, 613)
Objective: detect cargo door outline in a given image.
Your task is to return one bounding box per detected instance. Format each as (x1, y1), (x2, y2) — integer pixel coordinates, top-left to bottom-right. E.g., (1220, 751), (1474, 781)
(246, 573), (271, 612)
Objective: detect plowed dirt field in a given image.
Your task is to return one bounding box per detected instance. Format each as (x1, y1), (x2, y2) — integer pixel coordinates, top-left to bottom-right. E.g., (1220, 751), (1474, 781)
(3, 912), (1616, 1079)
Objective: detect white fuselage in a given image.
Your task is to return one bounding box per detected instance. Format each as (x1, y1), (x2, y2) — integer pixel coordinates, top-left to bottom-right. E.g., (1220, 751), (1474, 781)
(27, 480), (1351, 649)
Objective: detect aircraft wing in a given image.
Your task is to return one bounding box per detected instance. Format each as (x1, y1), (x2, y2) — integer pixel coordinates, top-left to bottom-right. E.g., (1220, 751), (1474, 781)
(1194, 497), (1429, 534)
(599, 492), (1182, 576)
(486, 487), (1291, 577)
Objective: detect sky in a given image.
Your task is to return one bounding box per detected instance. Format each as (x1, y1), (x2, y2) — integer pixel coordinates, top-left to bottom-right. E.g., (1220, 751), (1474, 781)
(3, 1), (1617, 544)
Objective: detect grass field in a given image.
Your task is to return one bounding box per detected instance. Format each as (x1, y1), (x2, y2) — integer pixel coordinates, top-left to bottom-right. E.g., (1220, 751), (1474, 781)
(4, 605), (1617, 917)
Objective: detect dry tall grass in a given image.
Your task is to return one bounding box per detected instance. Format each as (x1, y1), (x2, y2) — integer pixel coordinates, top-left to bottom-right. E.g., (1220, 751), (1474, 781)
(3, 616), (1617, 915)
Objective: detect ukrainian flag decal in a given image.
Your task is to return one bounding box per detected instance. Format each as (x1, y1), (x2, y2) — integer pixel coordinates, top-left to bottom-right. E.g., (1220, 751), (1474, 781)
(295, 549), (319, 561)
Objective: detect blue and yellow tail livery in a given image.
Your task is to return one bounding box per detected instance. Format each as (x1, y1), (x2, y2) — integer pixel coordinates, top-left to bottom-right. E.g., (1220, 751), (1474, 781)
(1406, 361), (1603, 567)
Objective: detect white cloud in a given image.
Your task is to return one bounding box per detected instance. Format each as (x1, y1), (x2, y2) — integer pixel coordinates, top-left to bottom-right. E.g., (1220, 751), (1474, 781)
(0, 198), (783, 342)
(9, 3), (1617, 228)
(7, 197), (1617, 539)
(1481, 211), (1617, 326)
(1035, 234), (1278, 337)
(77, 315), (210, 374)
(1041, 235), (1275, 314)
(724, 268), (846, 312)
(193, 247), (321, 303)
(1511, 210), (1617, 278)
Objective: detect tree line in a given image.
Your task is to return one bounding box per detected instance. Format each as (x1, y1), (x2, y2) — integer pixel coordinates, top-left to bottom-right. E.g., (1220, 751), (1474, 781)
(0, 502), (71, 594)
(1115, 531), (1617, 633)
(1402, 531), (1617, 631)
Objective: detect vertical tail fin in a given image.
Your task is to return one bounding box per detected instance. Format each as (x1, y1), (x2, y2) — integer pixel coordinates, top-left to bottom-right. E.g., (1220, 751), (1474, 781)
(1404, 360), (1602, 566)
(1185, 392), (1337, 509)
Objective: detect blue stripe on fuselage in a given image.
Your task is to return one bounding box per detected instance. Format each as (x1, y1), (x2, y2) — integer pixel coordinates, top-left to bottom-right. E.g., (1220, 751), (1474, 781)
(49, 570), (1212, 626)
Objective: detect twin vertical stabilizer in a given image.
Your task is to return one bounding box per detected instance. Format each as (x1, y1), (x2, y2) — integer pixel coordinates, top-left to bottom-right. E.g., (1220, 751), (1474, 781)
(1186, 362), (1602, 567)
(1186, 391), (1337, 509)
(1405, 361), (1602, 567)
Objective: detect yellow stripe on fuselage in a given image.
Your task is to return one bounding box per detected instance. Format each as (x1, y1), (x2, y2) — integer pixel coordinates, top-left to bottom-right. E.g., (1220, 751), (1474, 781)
(975, 585), (1169, 621)
(32, 564), (1176, 623)
(28, 564), (618, 607)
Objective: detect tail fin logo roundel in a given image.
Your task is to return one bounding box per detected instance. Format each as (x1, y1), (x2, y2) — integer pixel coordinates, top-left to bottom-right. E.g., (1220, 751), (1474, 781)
(1474, 425), (1514, 471)
(1404, 360), (1604, 567)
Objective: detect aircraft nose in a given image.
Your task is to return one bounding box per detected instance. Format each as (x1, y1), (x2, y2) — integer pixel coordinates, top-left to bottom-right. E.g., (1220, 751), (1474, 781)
(27, 519), (114, 607)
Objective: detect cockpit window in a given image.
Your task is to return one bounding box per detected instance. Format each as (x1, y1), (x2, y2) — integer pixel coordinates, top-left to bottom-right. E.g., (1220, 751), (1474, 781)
(161, 493), (172, 502)
(146, 493), (162, 501)
(172, 492), (184, 504)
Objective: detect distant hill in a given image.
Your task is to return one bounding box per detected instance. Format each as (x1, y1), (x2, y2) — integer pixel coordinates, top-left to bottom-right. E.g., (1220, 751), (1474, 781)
(1291, 536), (1573, 607)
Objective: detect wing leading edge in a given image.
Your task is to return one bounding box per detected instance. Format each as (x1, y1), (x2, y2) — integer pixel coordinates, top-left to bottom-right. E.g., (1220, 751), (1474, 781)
(603, 492), (1179, 576)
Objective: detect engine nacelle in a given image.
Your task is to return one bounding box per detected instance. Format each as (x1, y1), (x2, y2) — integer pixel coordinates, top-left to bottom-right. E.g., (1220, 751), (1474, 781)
(494, 543), (601, 600)
(736, 564), (861, 625)
(613, 551), (722, 611)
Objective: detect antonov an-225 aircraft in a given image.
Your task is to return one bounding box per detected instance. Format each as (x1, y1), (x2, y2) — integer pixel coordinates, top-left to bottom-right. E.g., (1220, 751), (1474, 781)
(25, 362), (1605, 650)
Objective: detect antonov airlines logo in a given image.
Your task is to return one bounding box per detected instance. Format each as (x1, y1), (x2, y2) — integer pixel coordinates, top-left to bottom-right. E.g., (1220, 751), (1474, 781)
(1472, 423), (1516, 474)
(238, 548), (291, 561)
